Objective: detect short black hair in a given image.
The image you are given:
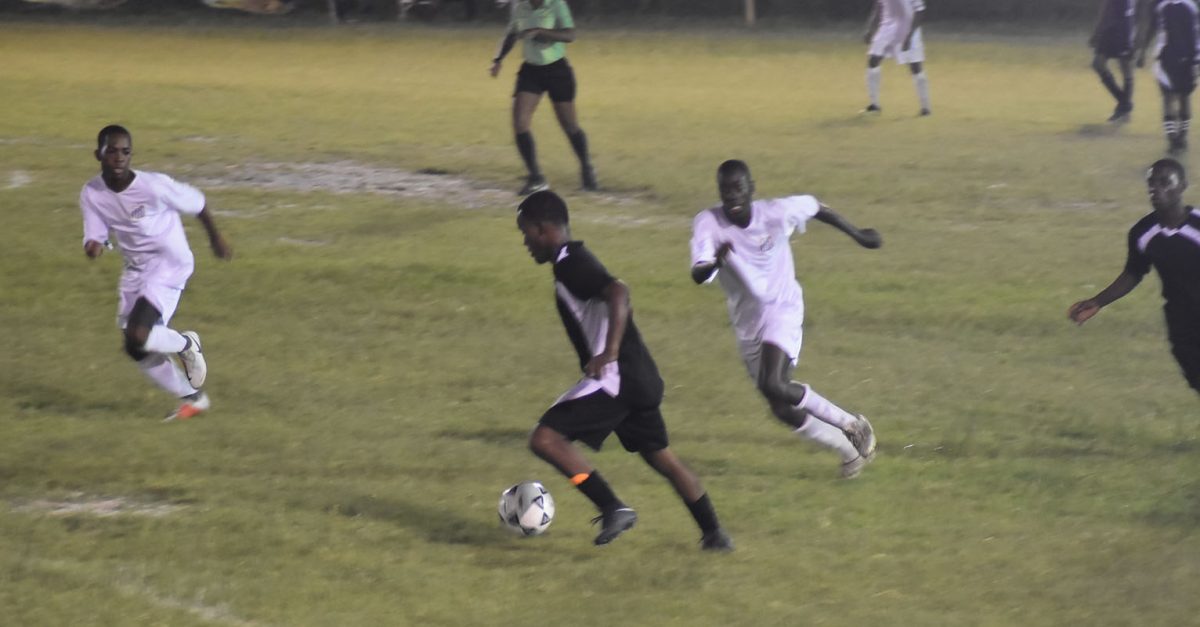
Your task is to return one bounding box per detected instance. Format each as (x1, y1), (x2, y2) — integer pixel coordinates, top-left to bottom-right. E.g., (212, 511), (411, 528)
(718, 159), (751, 178)
(517, 190), (569, 226)
(1150, 157), (1187, 183)
(97, 124), (131, 149)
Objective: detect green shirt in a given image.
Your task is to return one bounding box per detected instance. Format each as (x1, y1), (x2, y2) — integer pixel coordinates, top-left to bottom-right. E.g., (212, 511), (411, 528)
(508, 0), (575, 66)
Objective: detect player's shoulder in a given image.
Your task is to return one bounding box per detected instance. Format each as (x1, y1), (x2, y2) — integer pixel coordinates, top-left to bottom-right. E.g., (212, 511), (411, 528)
(762, 194), (819, 213)
(692, 205), (724, 227)
(81, 174), (107, 195)
(1129, 211), (1160, 237)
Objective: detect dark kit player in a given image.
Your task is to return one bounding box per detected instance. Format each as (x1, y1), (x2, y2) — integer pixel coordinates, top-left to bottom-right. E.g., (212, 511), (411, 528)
(1069, 158), (1200, 395)
(1090, 0), (1138, 122)
(516, 190), (732, 550)
(1136, 0), (1200, 151)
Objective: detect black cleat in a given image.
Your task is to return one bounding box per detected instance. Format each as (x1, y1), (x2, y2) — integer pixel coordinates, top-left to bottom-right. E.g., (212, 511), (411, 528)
(517, 175), (549, 196)
(700, 528), (734, 552)
(581, 166), (598, 191)
(861, 104), (881, 114)
(1107, 104), (1131, 124)
(919, 108), (932, 117)
(591, 507), (637, 546)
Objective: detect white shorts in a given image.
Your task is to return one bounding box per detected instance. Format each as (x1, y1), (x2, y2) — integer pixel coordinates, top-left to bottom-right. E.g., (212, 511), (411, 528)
(116, 271), (185, 329)
(737, 306), (804, 380)
(869, 25), (925, 65)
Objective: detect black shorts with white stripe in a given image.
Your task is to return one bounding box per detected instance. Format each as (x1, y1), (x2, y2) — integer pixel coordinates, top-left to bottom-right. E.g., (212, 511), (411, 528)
(539, 390), (669, 452)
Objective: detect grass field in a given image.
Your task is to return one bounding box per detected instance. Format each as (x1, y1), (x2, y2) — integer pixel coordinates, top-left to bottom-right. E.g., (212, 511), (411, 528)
(1, 19), (1198, 626)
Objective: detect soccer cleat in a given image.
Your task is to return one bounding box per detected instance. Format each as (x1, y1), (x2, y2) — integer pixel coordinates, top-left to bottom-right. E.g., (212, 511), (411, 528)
(840, 454), (869, 479)
(919, 108), (932, 117)
(1107, 108), (1130, 124)
(591, 507), (637, 546)
(517, 175), (549, 196)
(861, 104), (881, 114)
(164, 391), (210, 422)
(700, 528), (735, 552)
(177, 331), (207, 389)
(581, 165), (598, 191)
(845, 414), (877, 462)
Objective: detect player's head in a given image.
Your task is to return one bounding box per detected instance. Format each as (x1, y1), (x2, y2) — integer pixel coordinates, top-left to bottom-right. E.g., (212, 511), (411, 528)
(1147, 158), (1188, 213)
(516, 190), (570, 264)
(717, 159), (754, 220)
(95, 124), (133, 177)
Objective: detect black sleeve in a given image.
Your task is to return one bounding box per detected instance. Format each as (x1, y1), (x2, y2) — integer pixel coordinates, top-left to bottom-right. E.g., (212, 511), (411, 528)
(1123, 224), (1153, 277)
(554, 245), (614, 301)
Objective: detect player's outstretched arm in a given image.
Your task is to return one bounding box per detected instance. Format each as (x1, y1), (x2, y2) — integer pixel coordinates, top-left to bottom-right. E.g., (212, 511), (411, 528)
(814, 206), (882, 249)
(691, 242), (733, 285)
(196, 207), (233, 260)
(1068, 271), (1142, 325)
(491, 30), (518, 77)
(584, 280), (630, 379)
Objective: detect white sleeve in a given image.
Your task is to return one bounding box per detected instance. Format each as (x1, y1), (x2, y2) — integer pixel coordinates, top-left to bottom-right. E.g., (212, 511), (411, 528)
(156, 174), (206, 216)
(79, 187), (108, 246)
(782, 195), (821, 235)
(912, 0), (925, 11)
(690, 211), (718, 267)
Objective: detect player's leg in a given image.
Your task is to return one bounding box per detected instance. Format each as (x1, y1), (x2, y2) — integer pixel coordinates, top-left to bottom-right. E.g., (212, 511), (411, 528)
(908, 61), (931, 116)
(1093, 53), (1126, 113)
(756, 342), (876, 463)
(547, 61), (597, 191)
(864, 54), (884, 113)
(121, 296), (208, 419)
(512, 82), (547, 195)
(639, 447), (733, 551)
(1167, 319), (1200, 395)
(1178, 91), (1192, 150)
(1116, 55), (1134, 116)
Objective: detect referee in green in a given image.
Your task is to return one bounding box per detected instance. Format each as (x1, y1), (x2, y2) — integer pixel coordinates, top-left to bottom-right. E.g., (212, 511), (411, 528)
(490, 0), (597, 195)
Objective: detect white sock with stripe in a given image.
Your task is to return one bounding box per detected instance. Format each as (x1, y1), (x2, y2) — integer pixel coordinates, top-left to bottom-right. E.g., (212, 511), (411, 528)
(143, 325), (188, 354)
(137, 354), (197, 397)
(1164, 117), (1179, 139)
(794, 416), (859, 462)
(867, 67), (882, 107)
(796, 384), (857, 430)
(913, 71), (931, 110)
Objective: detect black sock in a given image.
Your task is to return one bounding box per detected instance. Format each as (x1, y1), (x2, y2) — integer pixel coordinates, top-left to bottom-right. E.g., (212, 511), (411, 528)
(515, 132), (540, 178)
(686, 493), (721, 534)
(576, 471), (623, 512)
(1098, 70), (1123, 103)
(1121, 76), (1133, 109)
(567, 129), (591, 169)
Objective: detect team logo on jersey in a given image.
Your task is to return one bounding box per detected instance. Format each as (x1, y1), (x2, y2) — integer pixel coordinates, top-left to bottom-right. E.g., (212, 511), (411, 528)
(130, 204), (146, 219)
(754, 234), (775, 252)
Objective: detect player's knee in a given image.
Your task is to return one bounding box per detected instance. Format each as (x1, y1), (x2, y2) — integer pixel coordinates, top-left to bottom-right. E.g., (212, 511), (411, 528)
(528, 425), (558, 456)
(756, 375), (789, 403)
(122, 328), (150, 361)
(1092, 57), (1108, 74)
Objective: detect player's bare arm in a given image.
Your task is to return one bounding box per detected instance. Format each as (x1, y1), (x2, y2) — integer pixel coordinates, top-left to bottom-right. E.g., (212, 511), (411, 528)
(691, 242), (733, 285)
(863, 3), (880, 43)
(522, 27), (575, 44)
(1068, 271), (1143, 325)
(490, 28), (519, 77)
(904, 9), (924, 51)
(197, 207), (233, 260)
(1134, 0), (1154, 67)
(584, 279), (629, 379)
(814, 206), (883, 249)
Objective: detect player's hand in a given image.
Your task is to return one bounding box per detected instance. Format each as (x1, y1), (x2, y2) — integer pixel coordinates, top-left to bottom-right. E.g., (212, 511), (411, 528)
(1135, 52), (1146, 69)
(210, 234), (233, 260)
(584, 351), (617, 379)
(521, 28), (546, 42)
(902, 38), (913, 52)
(715, 242), (734, 266)
(84, 240), (105, 259)
(856, 228), (883, 249)
(1068, 300), (1101, 325)
(489, 60), (502, 78)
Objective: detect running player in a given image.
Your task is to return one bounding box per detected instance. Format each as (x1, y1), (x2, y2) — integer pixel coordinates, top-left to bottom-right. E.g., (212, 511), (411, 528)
(862, 0), (931, 116)
(1136, 0), (1200, 152)
(517, 190), (732, 550)
(1069, 158), (1200, 396)
(690, 160), (880, 479)
(1090, 0), (1138, 122)
(490, 0), (597, 195)
(80, 125), (232, 421)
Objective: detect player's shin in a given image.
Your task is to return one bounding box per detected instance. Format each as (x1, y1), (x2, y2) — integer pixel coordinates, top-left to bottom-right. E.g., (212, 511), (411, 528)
(572, 470), (625, 512)
(796, 384), (857, 430)
(137, 353), (197, 397)
(867, 67), (882, 107)
(913, 71), (931, 111)
(794, 414), (859, 462)
(143, 325), (188, 353)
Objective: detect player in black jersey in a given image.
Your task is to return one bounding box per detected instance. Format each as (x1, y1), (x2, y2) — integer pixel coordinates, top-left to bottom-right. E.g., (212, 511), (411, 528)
(1090, 0), (1138, 122)
(516, 190), (733, 549)
(1136, 0), (1200, 151)
(1069, 158), (1200, 395)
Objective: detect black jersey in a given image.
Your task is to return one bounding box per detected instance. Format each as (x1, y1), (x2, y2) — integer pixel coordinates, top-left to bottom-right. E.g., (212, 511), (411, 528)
(1100, 0), (1137, 34)
(1124, 207), (1200, 316)
(551, 241), (664, 409)
(1152, 0), (1200, 64)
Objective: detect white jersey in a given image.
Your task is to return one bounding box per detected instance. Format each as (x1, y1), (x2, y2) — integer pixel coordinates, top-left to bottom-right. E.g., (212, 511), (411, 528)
(80, 170), (206, 289)
(690, 196), (820, 345)
(878, 0), (924, 26)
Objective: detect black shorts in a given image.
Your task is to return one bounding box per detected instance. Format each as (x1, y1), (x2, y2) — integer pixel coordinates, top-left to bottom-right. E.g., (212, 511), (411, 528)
(1157, 57), (1198, 95)
(1093, 26), (1134, 58)
(539, 390), (668, 453)
(1167, 315), (1200, 393)
(514, 58), (576, 103)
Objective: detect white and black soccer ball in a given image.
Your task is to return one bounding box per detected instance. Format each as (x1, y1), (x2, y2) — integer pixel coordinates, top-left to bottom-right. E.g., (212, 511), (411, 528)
(498, 481), (555, 536)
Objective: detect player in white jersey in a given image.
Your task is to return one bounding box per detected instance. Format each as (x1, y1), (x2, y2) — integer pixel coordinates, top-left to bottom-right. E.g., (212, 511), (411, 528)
(690, 160), (881, 478)
(862, 0), (931, 116)
(80, 125), (233, 421)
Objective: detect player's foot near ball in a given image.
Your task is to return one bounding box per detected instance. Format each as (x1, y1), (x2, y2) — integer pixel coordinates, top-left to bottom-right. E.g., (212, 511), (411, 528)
(845, 414), (877, 461)
(164, 391), (210, 422)
(178, 331), (206, 388)
(840, 454), (869, 479)
(517, 174), (549, 196)
(581, 166), (598, 191)
(592, 506), (637, 546)
(700, 528), (734, 552)
(861, 104), (881, 114)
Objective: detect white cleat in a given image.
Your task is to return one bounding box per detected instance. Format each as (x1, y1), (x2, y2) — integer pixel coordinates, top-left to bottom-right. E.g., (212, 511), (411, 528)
(845, 414), (877, 462)
(841, 455), (869, 479)
(178, 331), (207, 389)
(164, 392), (210, 422)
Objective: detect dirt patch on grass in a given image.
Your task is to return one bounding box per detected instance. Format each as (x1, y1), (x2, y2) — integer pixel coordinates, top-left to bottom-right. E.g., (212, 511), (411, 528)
(13, 493), (186, 518)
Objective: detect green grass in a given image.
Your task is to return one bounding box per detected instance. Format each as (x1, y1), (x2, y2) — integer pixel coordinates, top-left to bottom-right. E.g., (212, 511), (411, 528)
(1, 21), (1198, 626)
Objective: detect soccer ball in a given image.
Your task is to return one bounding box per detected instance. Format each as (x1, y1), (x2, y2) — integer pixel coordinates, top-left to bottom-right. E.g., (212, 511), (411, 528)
(498, 481), (555, 536)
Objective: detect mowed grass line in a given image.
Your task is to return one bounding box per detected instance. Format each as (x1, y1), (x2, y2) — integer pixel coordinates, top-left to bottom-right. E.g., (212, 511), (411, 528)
(0, 23), (1198, 626)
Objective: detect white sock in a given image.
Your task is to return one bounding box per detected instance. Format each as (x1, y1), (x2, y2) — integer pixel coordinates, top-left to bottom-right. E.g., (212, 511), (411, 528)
(797, 384), (857, 430)
(913, 71), (930, 110)
(144, 325), (188, 354)
(794, 416), (859, 462)
(867, 67), (882, 107)
(137, 354), (197, 397)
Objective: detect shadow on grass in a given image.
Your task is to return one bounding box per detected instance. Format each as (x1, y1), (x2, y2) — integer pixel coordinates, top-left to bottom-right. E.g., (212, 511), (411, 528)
(5, 380), (136, 418)
(1074, 123), (1123, 137)
(434, 426), (528, 446)
(328, 494), (499, 546)
(1141, 480), (1200, 528)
